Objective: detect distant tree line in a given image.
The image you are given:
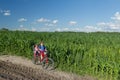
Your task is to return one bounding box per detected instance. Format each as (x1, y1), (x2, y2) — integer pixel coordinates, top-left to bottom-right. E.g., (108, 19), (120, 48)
(0, 28), (9, 31)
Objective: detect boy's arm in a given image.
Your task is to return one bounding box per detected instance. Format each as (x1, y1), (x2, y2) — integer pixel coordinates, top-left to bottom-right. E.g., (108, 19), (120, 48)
(38, 46), (41, 51)
(45, 46), (47, 51)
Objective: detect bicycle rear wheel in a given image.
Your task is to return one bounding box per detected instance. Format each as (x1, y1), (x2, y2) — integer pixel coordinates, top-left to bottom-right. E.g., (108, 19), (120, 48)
(41, 57), (54, 70)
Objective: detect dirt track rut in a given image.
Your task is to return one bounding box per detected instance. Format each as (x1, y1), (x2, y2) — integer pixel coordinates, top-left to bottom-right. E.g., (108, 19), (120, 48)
(0, 60), (57, 80)
(0, 55), (96, 80)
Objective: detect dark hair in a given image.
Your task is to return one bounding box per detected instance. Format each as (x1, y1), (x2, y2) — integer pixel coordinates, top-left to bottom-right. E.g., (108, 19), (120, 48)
(34, 44), (38, 48)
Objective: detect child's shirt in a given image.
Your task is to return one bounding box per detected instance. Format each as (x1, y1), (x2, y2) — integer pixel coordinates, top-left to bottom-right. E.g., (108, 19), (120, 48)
(39, 45), (45, 51)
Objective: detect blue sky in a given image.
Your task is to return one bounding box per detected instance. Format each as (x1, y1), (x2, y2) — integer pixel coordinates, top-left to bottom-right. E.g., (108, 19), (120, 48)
(1, 0), (120, 32)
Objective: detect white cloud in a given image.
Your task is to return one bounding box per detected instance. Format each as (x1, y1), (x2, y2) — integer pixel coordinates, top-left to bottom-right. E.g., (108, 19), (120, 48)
(45, 23), (55, 27)
(83, 12), (120, 32)
(37, 18), (50, 23)
(97, 21), (120, 31)
(4, 12), (11, 16)
(18, 25), (28, 31)
(55, 27), (81, 32)
(83, 26), (101, 32)
(69, 21), (77, 25)
(2, 10), (11, 16)
(18, 18), (27, 22)
(52, 20), (58, 24)
(85, 26), (96, 30)
(111, 12), (120, 21)
(31, 27), (36, 31)
(29, 12), (120, 32)
(20, 25), (24, 28)
(97, 22), (106, 26)
(55, 28), (61, 32)
(45, 20), (58, 27)
(63, 28), (70, 31)
(35, 18), (58, 27)
(55, 28), (70, 32)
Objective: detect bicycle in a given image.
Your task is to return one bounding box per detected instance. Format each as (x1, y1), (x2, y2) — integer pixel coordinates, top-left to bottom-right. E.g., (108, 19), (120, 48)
(32, 51), (54, 70)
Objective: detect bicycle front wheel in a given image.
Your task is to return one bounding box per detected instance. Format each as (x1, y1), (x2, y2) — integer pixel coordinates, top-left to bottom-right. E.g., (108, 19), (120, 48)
(41, 57), (54, 70)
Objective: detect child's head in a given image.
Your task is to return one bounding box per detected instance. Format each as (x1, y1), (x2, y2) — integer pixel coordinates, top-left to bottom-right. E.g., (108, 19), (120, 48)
(40, 41), (44, 45)
(34, 44), (38, 47)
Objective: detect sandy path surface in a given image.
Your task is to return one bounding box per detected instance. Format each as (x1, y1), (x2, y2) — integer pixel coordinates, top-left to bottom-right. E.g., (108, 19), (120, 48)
(0, 55), (96, 80)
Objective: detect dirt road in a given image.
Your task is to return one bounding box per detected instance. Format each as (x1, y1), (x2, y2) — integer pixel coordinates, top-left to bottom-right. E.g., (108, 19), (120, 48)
(0, 55), (96, 80)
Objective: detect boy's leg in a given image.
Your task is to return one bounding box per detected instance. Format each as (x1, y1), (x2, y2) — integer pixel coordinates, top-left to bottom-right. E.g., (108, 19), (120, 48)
(40, 51), (44, 61)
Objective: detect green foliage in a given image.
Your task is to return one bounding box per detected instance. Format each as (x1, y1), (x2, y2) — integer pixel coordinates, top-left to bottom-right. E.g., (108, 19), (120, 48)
(0, 31), (120, 80)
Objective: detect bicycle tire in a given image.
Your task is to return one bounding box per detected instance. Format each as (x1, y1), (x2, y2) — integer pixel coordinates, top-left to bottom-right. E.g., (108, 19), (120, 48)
(41, 57), (54, 70)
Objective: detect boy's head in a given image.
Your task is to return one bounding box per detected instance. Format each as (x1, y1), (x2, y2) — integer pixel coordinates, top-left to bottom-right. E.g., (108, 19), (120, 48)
(40, 41), (44, 45)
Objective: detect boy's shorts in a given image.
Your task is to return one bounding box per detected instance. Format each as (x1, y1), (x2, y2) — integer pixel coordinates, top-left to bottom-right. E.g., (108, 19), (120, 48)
(40, 51), (45, 58)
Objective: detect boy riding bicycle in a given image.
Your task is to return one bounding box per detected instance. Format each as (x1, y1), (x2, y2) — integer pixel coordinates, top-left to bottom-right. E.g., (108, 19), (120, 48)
(38, 42), (47, 61)
(33, 42), (54, 70)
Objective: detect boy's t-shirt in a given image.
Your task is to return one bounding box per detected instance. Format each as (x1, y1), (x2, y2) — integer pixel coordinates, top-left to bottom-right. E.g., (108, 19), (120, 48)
(39, 45), (45, 51)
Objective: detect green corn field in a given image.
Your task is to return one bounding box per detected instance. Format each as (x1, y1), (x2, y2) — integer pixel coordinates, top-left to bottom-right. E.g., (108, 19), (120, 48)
(0, 30), (120, 80)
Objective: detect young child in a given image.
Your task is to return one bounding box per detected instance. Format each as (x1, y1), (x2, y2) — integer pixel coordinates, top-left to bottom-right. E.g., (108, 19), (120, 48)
(33, 44), (40, 62)
(38, 42), (47, 61)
